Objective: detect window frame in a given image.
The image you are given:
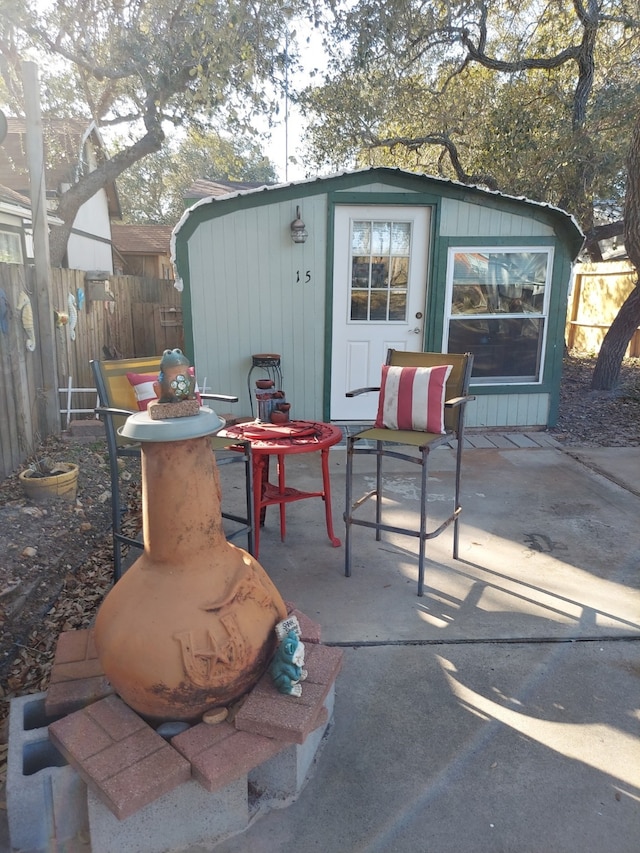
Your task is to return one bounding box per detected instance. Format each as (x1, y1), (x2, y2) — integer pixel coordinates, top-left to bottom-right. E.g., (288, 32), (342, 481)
(442, 245), (555, 386)
(0, 227), (25, 265)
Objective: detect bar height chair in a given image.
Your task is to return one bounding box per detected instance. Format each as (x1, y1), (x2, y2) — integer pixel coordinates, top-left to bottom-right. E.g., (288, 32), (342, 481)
(344, 350), (475, 597)
(91, 356), (254, 583)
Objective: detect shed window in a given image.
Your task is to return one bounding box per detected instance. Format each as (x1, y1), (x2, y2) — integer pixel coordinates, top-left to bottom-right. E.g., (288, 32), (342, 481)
(444, 248), (554, 383)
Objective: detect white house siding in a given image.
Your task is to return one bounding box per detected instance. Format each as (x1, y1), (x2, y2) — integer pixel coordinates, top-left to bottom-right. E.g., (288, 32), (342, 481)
(188, 194), (329, 419)
(66, 188), (114, 272)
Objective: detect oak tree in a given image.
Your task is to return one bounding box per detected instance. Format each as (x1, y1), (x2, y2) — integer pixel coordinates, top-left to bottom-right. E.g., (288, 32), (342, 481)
(0, 0), (310, 264)
(302, 0), (640, 387)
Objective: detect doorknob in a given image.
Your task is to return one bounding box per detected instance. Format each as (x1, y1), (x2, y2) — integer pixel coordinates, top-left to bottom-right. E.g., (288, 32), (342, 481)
(410, 327), (421, 334)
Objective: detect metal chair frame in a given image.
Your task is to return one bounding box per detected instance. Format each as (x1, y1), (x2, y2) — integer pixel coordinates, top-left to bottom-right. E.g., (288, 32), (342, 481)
(344, 350), (475, 597)
(91, 356), (254, 583)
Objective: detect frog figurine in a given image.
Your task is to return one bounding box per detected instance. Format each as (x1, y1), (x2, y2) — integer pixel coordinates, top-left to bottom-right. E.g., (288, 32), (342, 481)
(269, 629), (308, 697)
(154, 348), (196, 403)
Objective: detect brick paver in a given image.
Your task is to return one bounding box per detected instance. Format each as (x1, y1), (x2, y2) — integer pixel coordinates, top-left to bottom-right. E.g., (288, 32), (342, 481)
(45, 628), (113, 717)
(48, 695), (191, 819)
(235, 644), (342, 744)
(172, 721), (287, 792)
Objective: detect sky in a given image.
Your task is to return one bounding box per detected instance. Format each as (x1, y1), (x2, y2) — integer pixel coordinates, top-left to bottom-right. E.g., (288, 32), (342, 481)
(263, 18), (329, 183)
(9, 8), (332, 186)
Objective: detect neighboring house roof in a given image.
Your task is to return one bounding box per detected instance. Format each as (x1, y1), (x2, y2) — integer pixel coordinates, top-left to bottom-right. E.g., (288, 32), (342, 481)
(185, 178), (269, 200)
(111, 223), (173, 255)
(0, 116), (121, 217)
(0, 181), (63, 224)
(0, 182), (31, 210)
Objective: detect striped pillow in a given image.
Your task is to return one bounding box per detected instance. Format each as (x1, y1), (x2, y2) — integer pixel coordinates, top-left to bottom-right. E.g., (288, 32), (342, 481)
(127, 367), (201, 410)
(374, 364), (453, 434)
(126, 373), (158, 410)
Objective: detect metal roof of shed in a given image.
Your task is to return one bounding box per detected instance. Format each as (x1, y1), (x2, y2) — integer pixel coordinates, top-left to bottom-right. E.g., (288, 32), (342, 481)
(171, 167), (584, 283)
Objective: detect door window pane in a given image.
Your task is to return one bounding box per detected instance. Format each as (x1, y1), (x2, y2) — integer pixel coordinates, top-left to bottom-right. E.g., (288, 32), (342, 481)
(369, 292), (388, 320)
(371, 221), (391, 254)
(391, 222), (411, 254)
(371, 257), (389, 287)
(351, 257), (370, 289)
(350, 290), (368, 320)
(390, 257), (408, 288)
(352, 222), (370, 254)
(389, 291), (407, 320)
(349, 218), (412, 322)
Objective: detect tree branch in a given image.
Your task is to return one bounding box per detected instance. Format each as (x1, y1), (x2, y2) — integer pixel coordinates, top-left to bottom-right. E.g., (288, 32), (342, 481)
(368, 131), (500, 190)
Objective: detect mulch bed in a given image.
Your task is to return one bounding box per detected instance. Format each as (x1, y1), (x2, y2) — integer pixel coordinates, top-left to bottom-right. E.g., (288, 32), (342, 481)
(549, 353), (640, 446)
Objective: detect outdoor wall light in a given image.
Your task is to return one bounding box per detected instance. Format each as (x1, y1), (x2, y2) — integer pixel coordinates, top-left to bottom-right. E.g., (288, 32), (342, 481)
(290, 206), (308, 243)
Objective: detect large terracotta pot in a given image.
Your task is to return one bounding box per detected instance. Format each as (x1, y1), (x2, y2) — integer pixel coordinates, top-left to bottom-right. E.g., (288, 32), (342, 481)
(94, 434), (286, 722)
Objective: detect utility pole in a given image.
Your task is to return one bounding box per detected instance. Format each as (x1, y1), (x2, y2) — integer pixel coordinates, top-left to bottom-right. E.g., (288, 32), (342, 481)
(22, 60), (60, 437)
(284, 27), (289, 182)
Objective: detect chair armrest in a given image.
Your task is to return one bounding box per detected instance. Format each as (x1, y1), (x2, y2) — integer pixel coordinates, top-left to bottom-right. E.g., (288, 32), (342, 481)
(346, 386), (381, 398)
(95, 405), (136, 418)
(200, 393), (239, 404)
(444, 394), (477, 409)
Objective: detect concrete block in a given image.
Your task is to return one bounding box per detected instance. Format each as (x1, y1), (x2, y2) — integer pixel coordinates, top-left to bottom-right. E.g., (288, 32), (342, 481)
(249, 681), (336, 804)
(7, 692), (88, 852)
(88, 776), (248, 853)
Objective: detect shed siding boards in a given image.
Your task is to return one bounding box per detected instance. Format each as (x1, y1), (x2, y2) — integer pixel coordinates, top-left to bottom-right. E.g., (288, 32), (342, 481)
(189, 194), (329, 419)
(178, 168), (581, 427)
(471, 392), (550, 428)
(439, 198), (555, 239)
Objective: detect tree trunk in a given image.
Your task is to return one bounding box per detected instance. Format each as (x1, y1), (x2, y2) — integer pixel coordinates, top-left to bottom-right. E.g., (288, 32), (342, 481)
(590, 284), (640, 389)
(48, 125), (165, 267)
(591, 102), (640, 390)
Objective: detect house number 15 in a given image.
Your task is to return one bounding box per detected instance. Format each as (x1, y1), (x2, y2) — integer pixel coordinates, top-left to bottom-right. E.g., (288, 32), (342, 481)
(296, 270), (311, 284)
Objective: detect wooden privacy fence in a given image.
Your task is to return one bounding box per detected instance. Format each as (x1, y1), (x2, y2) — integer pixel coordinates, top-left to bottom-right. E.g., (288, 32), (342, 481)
(566, 261), (640, 357)
(0, 263), (183, 480)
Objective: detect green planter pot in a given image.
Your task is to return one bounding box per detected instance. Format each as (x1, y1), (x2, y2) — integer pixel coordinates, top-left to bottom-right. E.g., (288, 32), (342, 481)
(19, 463), (79, 502)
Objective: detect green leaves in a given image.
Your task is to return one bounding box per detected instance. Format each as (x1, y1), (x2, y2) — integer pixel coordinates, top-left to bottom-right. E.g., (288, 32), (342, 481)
(0, 0), (312, 258)
(303, 0), (639, 233)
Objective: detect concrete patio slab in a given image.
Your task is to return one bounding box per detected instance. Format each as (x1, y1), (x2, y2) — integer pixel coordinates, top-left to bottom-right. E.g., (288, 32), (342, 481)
(221, 444), (640, 647)
(211, 640), (640, 853)
(3, 440), (639, 852)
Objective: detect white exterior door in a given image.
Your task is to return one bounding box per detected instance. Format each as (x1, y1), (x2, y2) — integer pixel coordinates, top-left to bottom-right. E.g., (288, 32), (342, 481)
(330, 205), (432, 420)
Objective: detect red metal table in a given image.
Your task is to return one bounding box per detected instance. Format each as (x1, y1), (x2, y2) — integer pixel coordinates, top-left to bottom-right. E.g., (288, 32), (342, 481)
(219, 420), (343, 558)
